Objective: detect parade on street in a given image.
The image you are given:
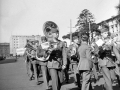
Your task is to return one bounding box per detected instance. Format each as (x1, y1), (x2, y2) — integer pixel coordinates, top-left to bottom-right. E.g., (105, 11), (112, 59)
(0, 0), (120, 90)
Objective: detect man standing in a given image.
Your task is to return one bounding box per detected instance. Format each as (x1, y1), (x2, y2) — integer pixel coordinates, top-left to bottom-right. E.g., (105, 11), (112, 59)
(36, 36), (50, 90)
(77, 32), (93, 90)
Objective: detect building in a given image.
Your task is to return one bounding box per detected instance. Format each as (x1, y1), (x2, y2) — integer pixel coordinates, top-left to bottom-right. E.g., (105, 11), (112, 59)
(10, 35), (41, 56)
(0, 43), (10, 57)
(98, 15), (120, 35)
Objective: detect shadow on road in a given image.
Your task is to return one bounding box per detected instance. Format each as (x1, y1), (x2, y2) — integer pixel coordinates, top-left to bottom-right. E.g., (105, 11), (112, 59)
(0, 58), (17, 64)
(68, 75), (120, 90)
(69, 87), (80, 90)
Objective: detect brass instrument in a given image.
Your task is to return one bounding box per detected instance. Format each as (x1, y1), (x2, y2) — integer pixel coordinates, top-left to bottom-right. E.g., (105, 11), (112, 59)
(36, 42), (51, 61)
(25, 40), (38, 59)
(36, 21), (59, 61)
(43, 21), (59, 38)
(69, 44), (78, 57)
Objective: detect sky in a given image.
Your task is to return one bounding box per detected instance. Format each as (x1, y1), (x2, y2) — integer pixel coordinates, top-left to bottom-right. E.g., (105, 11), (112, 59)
(0, 0), (119, 43)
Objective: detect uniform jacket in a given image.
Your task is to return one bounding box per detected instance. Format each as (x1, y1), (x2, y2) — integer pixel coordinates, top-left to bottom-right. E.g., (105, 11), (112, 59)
(77, 42), (93, 70)
(47, 40), (67, 69)
(36, 45), (48, 66)
(98, 39), (116, 67)
(112, 42), (120, 62)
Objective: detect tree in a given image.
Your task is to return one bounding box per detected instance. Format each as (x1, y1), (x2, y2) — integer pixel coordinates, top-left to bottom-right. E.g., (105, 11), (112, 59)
(62, 31), (79, 39)
(62, 9), (98, 40)
(116, 3), (120, 15)
(75, 9), (95, 33)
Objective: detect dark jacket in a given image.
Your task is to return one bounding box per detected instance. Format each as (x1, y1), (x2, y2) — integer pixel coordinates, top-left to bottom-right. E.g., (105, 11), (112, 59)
(47, 40), (67, 69)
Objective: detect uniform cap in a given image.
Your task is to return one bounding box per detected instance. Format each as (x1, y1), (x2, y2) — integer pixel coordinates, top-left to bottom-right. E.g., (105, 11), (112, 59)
(41, 36), (47, 41)
(81, 32), (89, 41)
(72, 36), (79, 40)
(100, 25), (109, 33)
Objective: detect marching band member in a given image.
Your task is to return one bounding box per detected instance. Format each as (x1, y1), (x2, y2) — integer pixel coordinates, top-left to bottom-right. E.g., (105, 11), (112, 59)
(24, 40), (35, 81)
(63, 41), (70, 83)
(68, 36), (80, 86)
(77, 32), (93, 90)
(91, 30), (101, 82)
(97, 25), (119, 90)
(36, 36), (50, 89)
(30, 40), (40, 85)
(43, 21), (67, 90)
(25, 40), (42, 85)
(111, 34), (120, 87)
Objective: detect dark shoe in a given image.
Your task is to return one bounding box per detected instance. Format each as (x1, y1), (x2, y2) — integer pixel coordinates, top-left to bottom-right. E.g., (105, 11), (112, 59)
(65, 79), (69, 83)
(32, 77), (35, 80)
(74, 81), (78, 85)
(78, 85), (81, 89)
(46, 87), (50, 90)
(36, 81), (40, 85)
(29, 76), (34, 81)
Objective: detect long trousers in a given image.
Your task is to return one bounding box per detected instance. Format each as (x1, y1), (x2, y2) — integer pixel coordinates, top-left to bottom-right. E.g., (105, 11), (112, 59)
(49, 69), (64, 90)
(25, 56), (33, 77)
(64, 63), (70, 81)
(72, 64), (78, 82)
(101, 66), (113, 90)
(80, 70), (92, 90)
(41, 65), (49, 89)
(26, 60), (34, 79)
(64, 68), (69, 81)
(32, 60), (41, 82)
(92, 63), (99, 80)
(110, 65), (120, 87)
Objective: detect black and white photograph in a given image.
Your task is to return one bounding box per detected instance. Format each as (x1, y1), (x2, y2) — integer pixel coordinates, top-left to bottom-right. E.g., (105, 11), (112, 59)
(0, 0), (120, 90)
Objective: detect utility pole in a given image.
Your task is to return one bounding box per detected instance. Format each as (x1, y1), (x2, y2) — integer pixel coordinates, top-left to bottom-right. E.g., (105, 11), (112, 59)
(119, 0), (120, 15)
(68, 19), (76, 45)
(118, 0), (120, 36)
(88, 21), (91, 44)
(70, 19), (72, 45)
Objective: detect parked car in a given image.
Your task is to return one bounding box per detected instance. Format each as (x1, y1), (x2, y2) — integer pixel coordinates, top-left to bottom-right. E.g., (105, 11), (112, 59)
(0, 56), (6, 61)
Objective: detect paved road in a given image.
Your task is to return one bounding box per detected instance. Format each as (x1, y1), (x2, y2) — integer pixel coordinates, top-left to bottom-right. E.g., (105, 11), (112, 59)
(0, 57), (120, 90)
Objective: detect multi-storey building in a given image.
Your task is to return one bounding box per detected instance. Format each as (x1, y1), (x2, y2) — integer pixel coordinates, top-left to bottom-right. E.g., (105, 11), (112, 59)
(10, 35), (41, 56)
(98, 15), (120, 35)
(0, 43), (10, 57)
